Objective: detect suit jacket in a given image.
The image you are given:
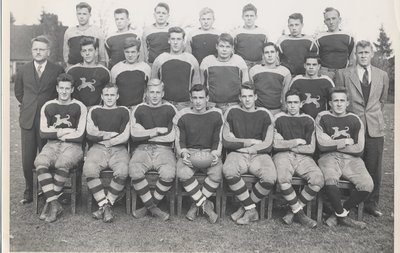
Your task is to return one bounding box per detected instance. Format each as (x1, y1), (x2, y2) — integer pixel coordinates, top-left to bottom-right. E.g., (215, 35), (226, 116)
(335, 65), (389, 137)
(14, 61), (65, 129)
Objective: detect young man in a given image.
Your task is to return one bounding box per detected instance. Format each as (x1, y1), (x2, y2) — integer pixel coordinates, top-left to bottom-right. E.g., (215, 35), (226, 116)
(34, 73), (86, 222)
(129, 79), (177, 221)
(273, 89), (324, 228)
(316, 88), (373, 229)
(276, 13), (318, 76)
(186, 7), (220, 64)
(84, 84), (130, 222)
(316, 7), (355, 80)
(232, 4), (268, 68)
(173, 84), (224, 224)
(63, 2), (106, 68)
(142, 2), (172, 64)
(15, 35), (65, 204)
(152, 27), (200, 110)
(249, 42), (291, 115)
(222, 83), (276, 225)
(284, 54), (334, 119)
(105, 8), (142, 69)
(110, 38), (151, 108)
(335, 40), (389, 217)
(200, 33), (249, 113)
(67, 37), (110, 107)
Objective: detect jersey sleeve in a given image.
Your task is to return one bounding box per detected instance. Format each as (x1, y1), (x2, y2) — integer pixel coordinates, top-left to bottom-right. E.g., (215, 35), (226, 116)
(62, 101), (87, 143)
(339, 116), (365, 156)
(174, 113), (188, 156)
(248, 111), (274, 154)
(211, 111), (224, 155)
(291, 118), (315, 155)
(39, 101), (58, 140)
(315, 113), (341, 152)
(222, 108), (246, 150)
(149, 105), (177, 143)
(86, 107), (106, 142)
(105, 107), (130, 146)
(130, 105), (156, 142)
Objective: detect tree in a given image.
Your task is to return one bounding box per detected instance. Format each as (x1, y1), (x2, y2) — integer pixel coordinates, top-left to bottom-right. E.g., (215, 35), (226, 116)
(38, 11), (66, 62)
(373, 25), (393, 58)
(10, 12), (16, 25)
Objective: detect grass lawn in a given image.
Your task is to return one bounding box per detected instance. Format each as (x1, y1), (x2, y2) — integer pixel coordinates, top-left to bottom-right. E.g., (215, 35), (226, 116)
(7, 95), (394, 252)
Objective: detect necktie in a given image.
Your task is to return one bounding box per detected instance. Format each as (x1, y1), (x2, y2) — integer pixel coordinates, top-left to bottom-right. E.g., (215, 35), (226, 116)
(362, 67), (369, 87)
(37, 64), (43, 78)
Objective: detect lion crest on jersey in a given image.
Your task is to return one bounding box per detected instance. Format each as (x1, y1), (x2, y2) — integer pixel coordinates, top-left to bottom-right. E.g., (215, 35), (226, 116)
(53, 114), (72, 128)
(331, 126), (350, 139)
(304, 93), (320, 108)
(77, 77), (96, 92)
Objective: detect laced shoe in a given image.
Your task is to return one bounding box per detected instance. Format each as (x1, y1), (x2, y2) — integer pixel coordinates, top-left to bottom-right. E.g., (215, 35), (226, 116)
(92, 206), (105, 220)
(149, 206), (170, 221)
(202, 200), (218, 224)
(325, 214), (338, 227)
(282, 210), (295, 225)
(103, 204), (114, 223)
(39, 202), (49, 220)
(186, 203), (199, 221)
(236, 208), (259, 225)
(294, 209), (317, 228)
(132, 206), (148, 219)
(45, 201), (63, 223)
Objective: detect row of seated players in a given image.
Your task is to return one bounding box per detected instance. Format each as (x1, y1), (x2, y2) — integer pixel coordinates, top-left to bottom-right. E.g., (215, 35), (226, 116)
(67, 33), (333, 117)
(35, 73), (372, 231)
(65, 2), (353, 80)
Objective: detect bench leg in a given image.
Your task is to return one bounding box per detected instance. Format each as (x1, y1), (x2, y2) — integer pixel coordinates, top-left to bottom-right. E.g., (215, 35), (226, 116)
(267, 193), (273, 220)
(177, 182), (183, 216)
(259, 198), (266, 220)
(317, 192), (323, 223)
(358, 202), (364, 221)
(33, 170), (39, 214)
(126, 180), (131, 214)
(71, 172), (77, 215)
(131, 187), (137, 215)
(87, 187), (92, 212)
(215, 182), (222, 217)
(169, 180), (176, 216)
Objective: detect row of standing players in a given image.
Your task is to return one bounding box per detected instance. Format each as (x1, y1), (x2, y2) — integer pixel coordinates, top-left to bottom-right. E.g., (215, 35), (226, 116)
(15, 2), (388, 228)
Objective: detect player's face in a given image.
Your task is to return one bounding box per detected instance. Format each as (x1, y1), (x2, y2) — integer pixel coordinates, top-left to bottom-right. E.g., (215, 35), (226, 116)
(154, 6), (169, 26)
(329, 92), (349, 116)
(190, 90), (208, 113)
(356, 46), (374, 67)
(263, 45), (278, 65)
(324, 10), (341, 32)
(124, 46), (139, 64)
(304, 58), (320, 77)
(169, 32), (184, 54)
(114, 13), (130, 31)
(242, 10), (257, 28)
(216, 41), (233, 61)
(57, 81), (74, 102)
(81, 44), (97, 64)
(199, 13), (214, 30)
(76, 8), (91, 26)
(31, 41), (50, 63)
(286, 95), (302, 116)
(239, 89), (257, 110)
(147, 85), (164, 106)
(102, 87), (119, 107)
(288, 19), (303, 37)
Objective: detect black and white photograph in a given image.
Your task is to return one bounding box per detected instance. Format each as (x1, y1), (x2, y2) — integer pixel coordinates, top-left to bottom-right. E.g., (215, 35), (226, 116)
(3, 0), (398, 252)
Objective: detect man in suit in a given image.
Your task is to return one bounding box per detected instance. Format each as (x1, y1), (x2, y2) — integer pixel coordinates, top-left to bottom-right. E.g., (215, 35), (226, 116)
(335, 40), (389, 217)
(14, 35), (65, 204)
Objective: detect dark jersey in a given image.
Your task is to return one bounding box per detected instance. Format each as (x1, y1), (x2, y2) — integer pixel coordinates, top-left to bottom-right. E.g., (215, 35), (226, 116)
(187, 28), (219, 64)
(105, 29), (142, 69)
(131, 101), (177, 146)
(152, 52), (201, 102)
(110, 61), (151, 107)
(289, 75), (335, 119)
(223, 105), (274, 154)
(40, 99), (87, 143)
(67, 64), (111, 107)
(142, 23), (172, 64)
(63, 25), (105, 65)
(316, 31), (354, 69)
(276, 34), (318, 75)
(200, 54), (248, 103)
(249, 64), (291, 110)
(232, 26), (268, 62)
(173, 107), (223, 153)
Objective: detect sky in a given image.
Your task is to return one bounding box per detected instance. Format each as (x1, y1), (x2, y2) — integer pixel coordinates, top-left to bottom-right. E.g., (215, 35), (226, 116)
(8, 0), (400, 51)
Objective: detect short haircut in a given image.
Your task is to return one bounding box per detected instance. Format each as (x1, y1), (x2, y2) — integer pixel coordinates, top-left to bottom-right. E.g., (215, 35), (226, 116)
(242, 3), (257, 15)
(103, 83), (119, 93)
(240, 81), (256, 93)
(123, 37), (141, 50)
(356, 40), (373, 51)
(57, 73), (74, 85)
(76, 2), (92, 13)
(147, 78), (165, 90)
(329, 87), (348, 101)
(168, 26), (185, 39)
(324, 7), (340, 17)
(217, 33), (234, 46)
(31, 35), (51, 47)
(80, 36), (98, 50)
(263, 41), (278, 52)
(154, 2), (169, 13)
(285, 88), (304, 101)
(190, 84), (209, 97)
(199, 7), (214, 19)
(288, 13), (303, 23)
(114, 8), (129, 17)
(304, 53), (321, 64)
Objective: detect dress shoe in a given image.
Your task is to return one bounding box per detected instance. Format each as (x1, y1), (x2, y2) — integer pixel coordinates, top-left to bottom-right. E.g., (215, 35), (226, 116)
(20, 190), (33, 204)
(364, 206), (383, 217)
